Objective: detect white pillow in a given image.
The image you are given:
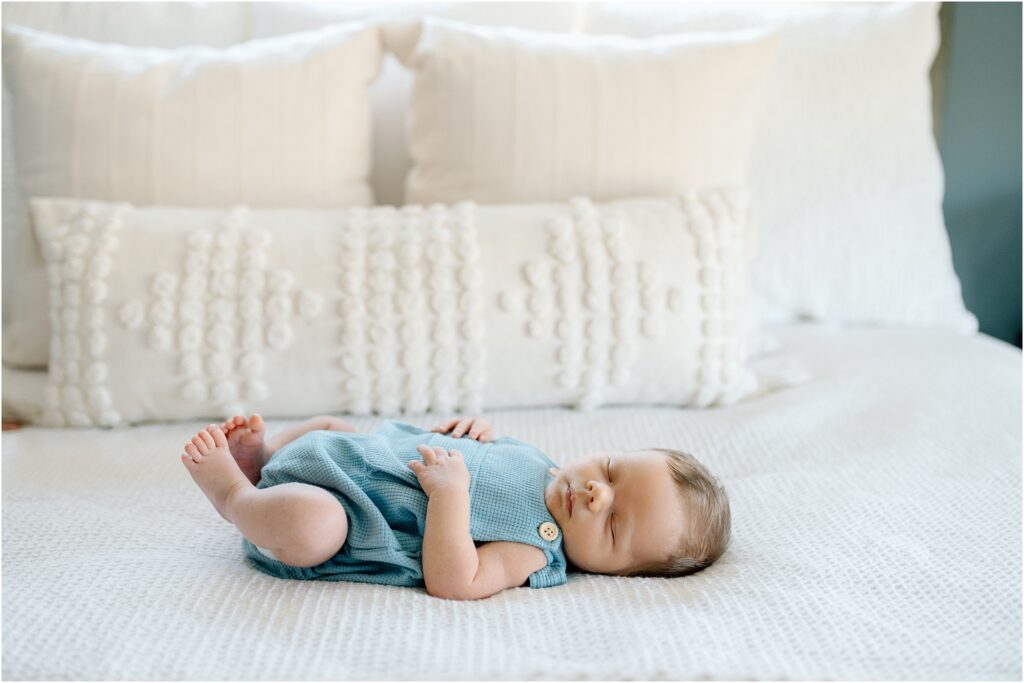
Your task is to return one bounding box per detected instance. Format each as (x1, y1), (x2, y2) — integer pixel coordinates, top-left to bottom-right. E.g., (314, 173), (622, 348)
(394, 17), (780, 205)
(0, 2), (250, 47)
(31, 192), (762, 427)
(248, 2), (588, 207)
(1, 4), (251, 354)
(585, 2), (978, 333)
(2, 22), (383, 368)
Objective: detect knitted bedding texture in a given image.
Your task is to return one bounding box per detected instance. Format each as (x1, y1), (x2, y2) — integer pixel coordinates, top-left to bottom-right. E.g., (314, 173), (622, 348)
(2, 324), (1020, 680)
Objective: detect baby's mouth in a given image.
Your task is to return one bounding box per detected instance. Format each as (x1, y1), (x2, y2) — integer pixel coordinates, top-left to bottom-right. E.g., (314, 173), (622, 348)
(567, 484), (573, 516)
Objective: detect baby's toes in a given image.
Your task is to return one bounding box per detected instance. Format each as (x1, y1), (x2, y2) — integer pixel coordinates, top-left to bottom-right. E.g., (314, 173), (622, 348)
(185, 443), (202, 462)
(249, 414), (265, 434)
(197, 429), (215, 450)
(191, 435), (206, 453)
(181, 453), (196, 470)
(210, 425), (228, 448)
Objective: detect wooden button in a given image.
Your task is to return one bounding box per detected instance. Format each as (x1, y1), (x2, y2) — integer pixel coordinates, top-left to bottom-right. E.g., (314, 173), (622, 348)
(548, 466), (559, 476)
(538, 522), (559, 541)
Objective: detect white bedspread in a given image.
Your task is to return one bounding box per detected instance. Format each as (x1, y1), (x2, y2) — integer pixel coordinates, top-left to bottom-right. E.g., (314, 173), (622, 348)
(2, 324), (1020, 680)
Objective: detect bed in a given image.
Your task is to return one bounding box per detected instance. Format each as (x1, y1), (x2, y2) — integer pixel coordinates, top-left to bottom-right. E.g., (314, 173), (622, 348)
(2, 2), (1021, 680)
(3, 323), (1020, 680)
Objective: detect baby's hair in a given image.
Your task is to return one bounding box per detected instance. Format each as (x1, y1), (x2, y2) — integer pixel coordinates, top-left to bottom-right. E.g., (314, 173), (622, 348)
(623, 447), (731, 578)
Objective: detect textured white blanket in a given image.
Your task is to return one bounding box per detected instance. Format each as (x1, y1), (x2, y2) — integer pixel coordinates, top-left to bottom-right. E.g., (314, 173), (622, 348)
(2, 324), (1020, 680)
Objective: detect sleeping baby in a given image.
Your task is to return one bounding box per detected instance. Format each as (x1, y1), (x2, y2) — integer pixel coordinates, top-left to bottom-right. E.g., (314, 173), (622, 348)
(180, 414), (731, 600)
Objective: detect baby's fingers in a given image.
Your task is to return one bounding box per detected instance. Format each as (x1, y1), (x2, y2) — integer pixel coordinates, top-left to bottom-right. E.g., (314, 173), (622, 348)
(468, 421), (493, 440)
(451, 418), (474, 438)
(417, 443), (437, 464)
(431, 418), (459, 433)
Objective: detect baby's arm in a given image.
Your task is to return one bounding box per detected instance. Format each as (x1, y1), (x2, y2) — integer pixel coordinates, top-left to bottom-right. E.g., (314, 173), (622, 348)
(408, 444), (546, 600)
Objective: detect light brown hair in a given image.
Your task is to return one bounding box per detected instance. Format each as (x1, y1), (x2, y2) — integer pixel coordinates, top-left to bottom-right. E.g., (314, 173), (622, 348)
(623, 448), (732, 578)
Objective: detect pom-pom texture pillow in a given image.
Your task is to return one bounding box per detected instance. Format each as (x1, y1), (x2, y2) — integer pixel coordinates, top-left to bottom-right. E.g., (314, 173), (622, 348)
(31, 193), (759, 427)
(2, 22), (383, 368)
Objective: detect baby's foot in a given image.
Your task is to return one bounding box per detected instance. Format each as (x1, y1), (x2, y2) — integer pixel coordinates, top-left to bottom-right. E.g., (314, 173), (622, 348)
(220, 414), (270, 485)
(180, 425), (251, 522)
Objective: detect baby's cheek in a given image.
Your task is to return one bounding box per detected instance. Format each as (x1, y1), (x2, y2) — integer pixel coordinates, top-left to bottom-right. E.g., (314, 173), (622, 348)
(561, 528), (594, 566)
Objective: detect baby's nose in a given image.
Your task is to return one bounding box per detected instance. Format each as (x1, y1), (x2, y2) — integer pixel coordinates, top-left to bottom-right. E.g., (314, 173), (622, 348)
(586, 481), (611, 509)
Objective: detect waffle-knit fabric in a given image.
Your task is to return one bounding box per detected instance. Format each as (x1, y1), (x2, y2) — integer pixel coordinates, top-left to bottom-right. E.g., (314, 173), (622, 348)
(241, 420), (567, 588)
(2, 326), (1020, 680)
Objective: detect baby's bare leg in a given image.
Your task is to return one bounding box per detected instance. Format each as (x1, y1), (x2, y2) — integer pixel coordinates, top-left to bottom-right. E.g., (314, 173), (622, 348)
(222, 414), (358, 485)
(264, 415), (357, 456)
(181, 425), (348, 568)
(227, 483), (349, 567)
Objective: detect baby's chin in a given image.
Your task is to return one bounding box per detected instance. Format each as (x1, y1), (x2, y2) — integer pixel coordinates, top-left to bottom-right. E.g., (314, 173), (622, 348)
(543, 476), (566, 522)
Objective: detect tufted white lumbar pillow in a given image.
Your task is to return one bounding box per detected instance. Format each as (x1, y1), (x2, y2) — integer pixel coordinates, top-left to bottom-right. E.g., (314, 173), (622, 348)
(2, 22), (382, 368)
(31, 193), (764, 427)
(395, 17), (780, 205)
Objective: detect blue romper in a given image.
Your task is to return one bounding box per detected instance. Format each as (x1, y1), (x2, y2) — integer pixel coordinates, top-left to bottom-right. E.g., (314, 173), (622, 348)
(241, 420), (568, 589)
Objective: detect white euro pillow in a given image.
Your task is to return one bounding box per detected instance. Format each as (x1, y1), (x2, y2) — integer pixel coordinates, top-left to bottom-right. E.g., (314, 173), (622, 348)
(584, 2), (977, 333)
(31, 193), (765, 427)
(394, 17), (781, 205)
(247, 1), (589, 207)
(2, 22), (383, 367)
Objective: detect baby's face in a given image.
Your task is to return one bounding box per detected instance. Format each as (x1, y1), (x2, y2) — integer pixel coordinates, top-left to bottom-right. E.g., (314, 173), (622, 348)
(543, 449), (687, 575)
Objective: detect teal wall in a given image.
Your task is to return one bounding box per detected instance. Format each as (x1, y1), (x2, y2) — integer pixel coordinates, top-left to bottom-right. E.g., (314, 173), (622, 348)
(938, 2), (1022, 347)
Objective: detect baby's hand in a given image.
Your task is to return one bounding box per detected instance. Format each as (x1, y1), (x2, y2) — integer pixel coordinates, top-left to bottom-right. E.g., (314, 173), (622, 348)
(431, 416), (495, 442)
(408, 445), (470, 497)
